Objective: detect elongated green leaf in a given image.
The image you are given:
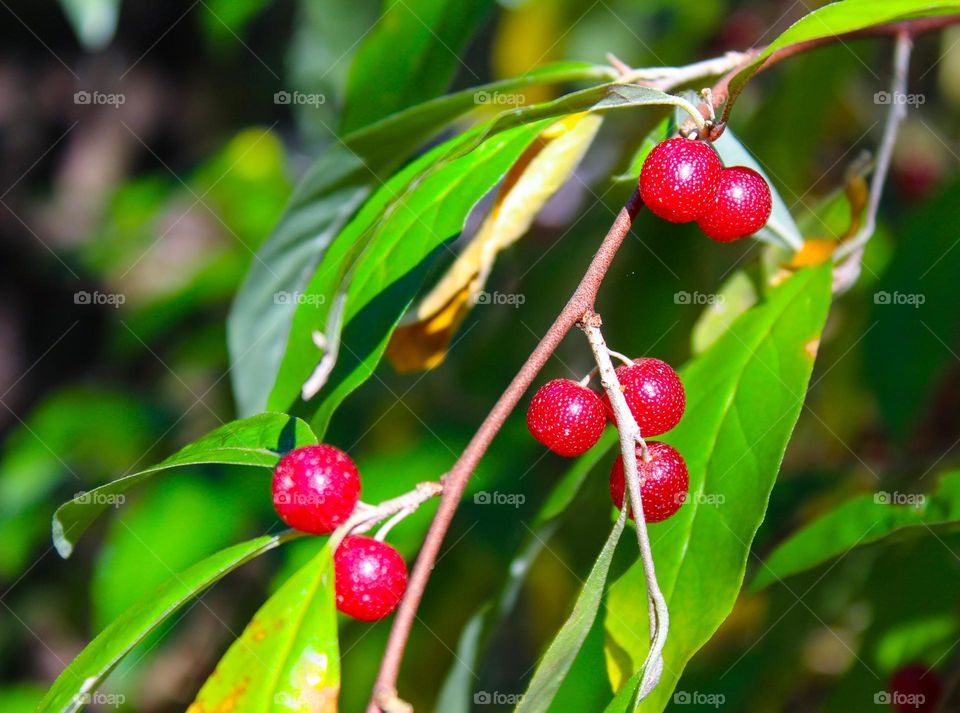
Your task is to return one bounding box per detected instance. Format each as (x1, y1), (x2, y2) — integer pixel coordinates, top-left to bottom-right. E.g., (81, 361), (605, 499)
(190, 545), (338, 712)
(517, 506), (628, 713)
(753, 470), (960, 590)
(52, 413), (316, 558)
(711, 129), (803, 250)
(604, 265), (833, 711)
(340, 0), (492, 133)
(37, 534), (293, 713)
(227, 62), (608, 417)
(267, 83), (701, 434)
(725, 0), (960, 112)
(436, 429), (618, 711)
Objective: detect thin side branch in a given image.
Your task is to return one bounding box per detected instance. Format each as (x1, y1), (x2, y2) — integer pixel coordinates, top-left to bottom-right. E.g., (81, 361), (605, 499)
(834, 31), (913, 289)
(580, 313), (668, 700)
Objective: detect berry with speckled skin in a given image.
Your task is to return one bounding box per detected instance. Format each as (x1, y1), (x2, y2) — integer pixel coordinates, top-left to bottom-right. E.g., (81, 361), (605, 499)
(602, 358), (685, 437)
(272, 445), (361, 534)
(639, 137), (723, 223)
(889, 665), (942, 713)
(334, 536), (408, 621)
(527, 378), (606, 457)
(697, 166), (772, 242)
(610, 441), (688, 523)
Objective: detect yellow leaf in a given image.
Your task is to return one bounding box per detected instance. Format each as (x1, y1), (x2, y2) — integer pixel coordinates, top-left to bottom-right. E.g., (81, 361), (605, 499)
(386, 113), (602, 373)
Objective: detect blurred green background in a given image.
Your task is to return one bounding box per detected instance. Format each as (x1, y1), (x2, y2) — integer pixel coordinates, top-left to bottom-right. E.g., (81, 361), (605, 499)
(1, 0), (959, 710)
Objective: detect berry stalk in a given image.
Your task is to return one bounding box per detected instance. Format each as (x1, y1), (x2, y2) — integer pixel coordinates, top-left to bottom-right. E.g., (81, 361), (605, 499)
(580, 312), (669, 701)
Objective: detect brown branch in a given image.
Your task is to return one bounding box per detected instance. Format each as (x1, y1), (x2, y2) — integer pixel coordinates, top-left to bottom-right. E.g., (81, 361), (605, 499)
(367, 189), (644, 712)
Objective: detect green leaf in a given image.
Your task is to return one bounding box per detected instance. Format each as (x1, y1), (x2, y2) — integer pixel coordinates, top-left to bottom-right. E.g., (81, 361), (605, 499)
(516, 506), (628, 713)
(604, 265), (833, 711)
(190, 545), (339, 712)
(227, 62), (607, 417)
(59, 0), (120, 51)
(52, 413), (316, 558)
(711, 129), (803, 250)
(753, 470), (960, 590)
(613, 116), (672, 183)
(725, 0), (960, 111)
(690, 270), (758, 355)
(36, 534), (293, 713)
(436, 429), (617, 711)
(272, 120), (552, 434)
(340, 0), (493, 133)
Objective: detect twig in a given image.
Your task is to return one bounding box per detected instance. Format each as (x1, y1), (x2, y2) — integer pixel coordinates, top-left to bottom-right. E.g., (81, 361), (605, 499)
(580, 313), (668, 700)
(366, 189), (645, 712)
(330, 481), (443, 551)
(834, 31), (913, 290)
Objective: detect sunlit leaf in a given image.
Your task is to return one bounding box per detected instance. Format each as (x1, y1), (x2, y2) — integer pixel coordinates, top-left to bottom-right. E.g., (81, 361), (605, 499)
(604, 266), (833, 711)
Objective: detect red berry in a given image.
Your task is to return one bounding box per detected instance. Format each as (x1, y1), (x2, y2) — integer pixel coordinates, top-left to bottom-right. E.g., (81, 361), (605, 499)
(272, 445), (360, 534)
(889, 665), (942, 713)
(602, 358), (685, 437)
(334, 535), (408, 621)
(639, 137), (723, 223)
(527, 378), (606, 457)
(696, 166), (772, 242)
(610, 441), (688, 523)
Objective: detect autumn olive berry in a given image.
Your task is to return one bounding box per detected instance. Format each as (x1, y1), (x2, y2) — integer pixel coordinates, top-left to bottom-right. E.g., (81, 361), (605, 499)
(602, 358), (685, 437)
(639, 137), (723, 223)
(609, 441), (688, 523)
(527, 378), (606, 457)
(334, 535), (408, 621)
(271, 444), (361, 534)
(696, 166), (772, 242)
(889, 664), (942, 713)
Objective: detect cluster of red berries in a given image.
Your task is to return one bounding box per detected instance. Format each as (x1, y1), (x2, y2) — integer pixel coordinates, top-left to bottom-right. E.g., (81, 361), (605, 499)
(271, 445), (407, 621)
(639, 136), (773, 242)
(527, 358), (689, 523)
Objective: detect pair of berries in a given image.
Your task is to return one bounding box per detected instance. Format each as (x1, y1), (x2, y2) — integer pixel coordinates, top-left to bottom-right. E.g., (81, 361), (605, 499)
(272, 445), (407, 621)
(639, 137), (773, 242)
(526, 358), (689, 523)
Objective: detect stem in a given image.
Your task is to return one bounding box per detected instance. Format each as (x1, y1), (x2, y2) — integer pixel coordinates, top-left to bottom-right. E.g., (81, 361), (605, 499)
(331, 481), (443, 551)
(834, 32), (912, 279)
(366, 189), (645, 712)
(580, 314), (668, 701)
